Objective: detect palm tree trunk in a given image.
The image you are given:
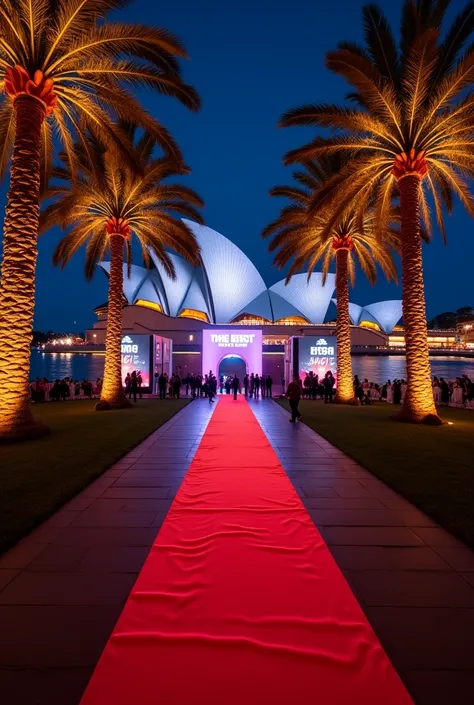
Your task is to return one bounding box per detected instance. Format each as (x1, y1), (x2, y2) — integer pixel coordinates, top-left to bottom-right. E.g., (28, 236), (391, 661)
(334, 248), (357, 404)
(96, 234), (131, 410)
(0, 96), (49, 441)
(396, 174), (441, 425)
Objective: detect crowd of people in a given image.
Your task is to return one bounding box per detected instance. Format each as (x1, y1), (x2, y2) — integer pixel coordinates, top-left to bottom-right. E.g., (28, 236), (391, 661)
(297, 372), (474, 409)
(153, 372), (276, 400)
(352, 375), (474, 408)
(30, 377), (102, 402)
(31, 368), (474, 411)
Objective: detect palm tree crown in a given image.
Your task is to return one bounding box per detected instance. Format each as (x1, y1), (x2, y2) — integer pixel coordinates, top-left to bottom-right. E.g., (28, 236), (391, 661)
(42, 130), (204, 276)
(280, 1), (474, 240)
(0, 0), (201, 183)
(263, 159), (398, 284)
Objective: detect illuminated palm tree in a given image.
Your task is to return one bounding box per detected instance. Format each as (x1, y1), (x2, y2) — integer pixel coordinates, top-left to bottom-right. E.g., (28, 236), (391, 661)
(0, 0), (200, 439)
(41, 131), (204, 409)
(263, 160), (398, 403)
(280, 0), (474, 424)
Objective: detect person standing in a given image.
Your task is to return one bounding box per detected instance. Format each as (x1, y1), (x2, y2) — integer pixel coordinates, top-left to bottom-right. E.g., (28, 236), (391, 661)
(130, 370), (138, 403)
(232, 374), (240, 400)
(266, 374), (273, 398)
(124, 372), (131, 397)
(208, 374), (216, 404)
(286, 374), (302, 423)
(137, 371), (143, 399)
(243, 374), (249, 397)
(249, 373), (255, 398)
(323, 371), (335, 404)
(173, 373), (182, 399)
(393, 379), (402, 405)
(158, 372), (167, 399)
(254, 374), (261, 398)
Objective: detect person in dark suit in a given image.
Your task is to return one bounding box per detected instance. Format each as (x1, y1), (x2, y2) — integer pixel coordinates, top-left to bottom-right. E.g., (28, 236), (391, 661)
(265, 375), (273, 398)
(130, 370), (138, 402)
(286, 374), (302, 422)
(254, 374), (261, 398)
(323, 371), (335, 403)
(158, 373), (167, 399)
(232, 374), (240, 400)
(393, 379), (402, 405)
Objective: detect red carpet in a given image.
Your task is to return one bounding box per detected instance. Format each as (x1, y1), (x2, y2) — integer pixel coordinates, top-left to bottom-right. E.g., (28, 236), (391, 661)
(80, 396), (413, 705)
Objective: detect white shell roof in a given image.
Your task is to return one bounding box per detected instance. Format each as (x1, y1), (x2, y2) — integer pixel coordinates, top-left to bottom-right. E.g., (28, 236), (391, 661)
(182, 220), (267, 324)
(99, 224), (398, 330)
(179, 272), (211, 320)
(134, 275), (165, 311)
(235, 290), (274, 321)
(362, 300), (403, 334)
(268, 290), (308, 322)
(270, 273), (336, 324)
(148, 251), (194, 318)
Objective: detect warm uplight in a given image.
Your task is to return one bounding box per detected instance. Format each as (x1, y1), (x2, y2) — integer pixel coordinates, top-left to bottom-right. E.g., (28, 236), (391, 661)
(135, 299), (163, 313)
(274, 316), (310, 325)
(448, 422), (454, 425)
(231, 314), (272, 326)
(359, 320), (381, 332)
(178, 309), (209, 323)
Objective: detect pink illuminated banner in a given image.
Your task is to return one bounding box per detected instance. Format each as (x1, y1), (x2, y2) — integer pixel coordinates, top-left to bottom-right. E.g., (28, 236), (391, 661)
(121, 334), (151, 388)
(298, 336), (337, 383)
(202, 329), (262, 377)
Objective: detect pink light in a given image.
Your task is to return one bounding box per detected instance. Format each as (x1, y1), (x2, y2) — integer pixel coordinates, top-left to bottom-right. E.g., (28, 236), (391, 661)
(202, 329), (262, 377)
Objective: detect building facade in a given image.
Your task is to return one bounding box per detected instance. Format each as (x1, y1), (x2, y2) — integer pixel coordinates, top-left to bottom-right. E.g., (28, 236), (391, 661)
(86, 221), (401, 382)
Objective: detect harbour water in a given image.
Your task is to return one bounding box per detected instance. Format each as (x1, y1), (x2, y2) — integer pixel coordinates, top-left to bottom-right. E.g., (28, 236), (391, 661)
(30, 350), (474, 383)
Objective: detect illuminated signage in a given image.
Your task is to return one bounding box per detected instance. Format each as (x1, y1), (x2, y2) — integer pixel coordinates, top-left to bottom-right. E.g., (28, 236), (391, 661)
(309, 338), (335, 357)
(121, 334), (151, 387)
(202, 329), (262, 376)
(210, 333), (256, 348)
(121, 335), (138, 354)
(298, 335), (337, 381)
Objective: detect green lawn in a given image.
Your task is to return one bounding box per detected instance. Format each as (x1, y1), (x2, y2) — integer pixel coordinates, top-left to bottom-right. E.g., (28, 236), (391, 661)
(277, 399), (474, 548)
(0, 398), (191, 554)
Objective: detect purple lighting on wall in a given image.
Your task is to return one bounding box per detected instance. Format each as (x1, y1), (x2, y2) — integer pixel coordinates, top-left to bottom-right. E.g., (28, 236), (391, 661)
(202, 329), (263, 377)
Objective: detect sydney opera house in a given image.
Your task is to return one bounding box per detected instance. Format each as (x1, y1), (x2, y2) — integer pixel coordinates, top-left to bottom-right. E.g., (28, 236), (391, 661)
(86, 220), (405, 384)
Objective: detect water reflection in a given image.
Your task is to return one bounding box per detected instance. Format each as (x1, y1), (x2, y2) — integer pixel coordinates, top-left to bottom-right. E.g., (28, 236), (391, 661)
(30, 351), (105, 381)
(30, 351), (474, 383)
(352, 355), (474, 381)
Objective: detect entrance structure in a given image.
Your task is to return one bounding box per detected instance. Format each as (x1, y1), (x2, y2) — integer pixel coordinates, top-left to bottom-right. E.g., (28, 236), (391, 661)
(202, 329), (262, 377)
(218, 355), (247, 380)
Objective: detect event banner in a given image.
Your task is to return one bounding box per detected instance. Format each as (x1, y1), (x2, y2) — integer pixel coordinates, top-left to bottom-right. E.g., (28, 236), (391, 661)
(121, 334), (151, 388)
(202, 329), (262, 377)
(297, 336), (337, 382)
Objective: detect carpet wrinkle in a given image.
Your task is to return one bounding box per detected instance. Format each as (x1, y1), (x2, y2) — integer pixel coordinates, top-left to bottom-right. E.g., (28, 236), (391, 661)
(80, 396), (413, 705)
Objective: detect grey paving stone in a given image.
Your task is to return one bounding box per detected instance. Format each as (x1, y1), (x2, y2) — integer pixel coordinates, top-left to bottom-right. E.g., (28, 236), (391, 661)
(348, 569), (474, 607)
(0, 571), (137, 606)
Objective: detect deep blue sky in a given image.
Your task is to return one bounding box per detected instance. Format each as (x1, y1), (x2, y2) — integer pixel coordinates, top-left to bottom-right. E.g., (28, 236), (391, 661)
(1, 0), (473, 331)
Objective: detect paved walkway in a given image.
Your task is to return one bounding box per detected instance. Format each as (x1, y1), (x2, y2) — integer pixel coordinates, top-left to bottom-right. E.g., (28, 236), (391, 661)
(0, 400), (215, 705)
(250, 399), (474, 705)
(0, 397), (473, 704)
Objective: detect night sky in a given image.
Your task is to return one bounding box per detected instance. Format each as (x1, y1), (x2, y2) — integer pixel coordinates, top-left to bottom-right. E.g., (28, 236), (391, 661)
(1, 0), (473, 332)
